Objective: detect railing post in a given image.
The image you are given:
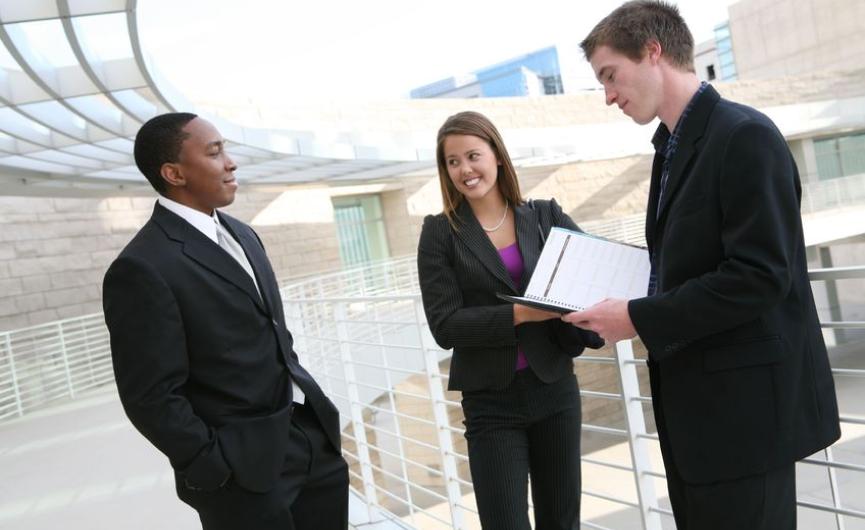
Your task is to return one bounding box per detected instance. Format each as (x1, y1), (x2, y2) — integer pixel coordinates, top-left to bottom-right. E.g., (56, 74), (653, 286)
(57, 322), (75, 399)
(334, 302), (379, 516)
(824, 446), (846, 530)
(3, 333), (24, 417)
(615, 339), (663, 530)
(414, 298), (465, 530)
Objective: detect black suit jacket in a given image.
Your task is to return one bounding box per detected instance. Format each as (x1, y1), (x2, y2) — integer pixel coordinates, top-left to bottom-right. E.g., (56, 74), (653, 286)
(418, 199), (602, 392)
(628, 86), (841, 484)
(103, 203), (340, 494)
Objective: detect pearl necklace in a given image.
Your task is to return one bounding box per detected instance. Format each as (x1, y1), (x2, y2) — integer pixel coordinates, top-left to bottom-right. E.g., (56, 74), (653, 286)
(480, 200), (509, 232)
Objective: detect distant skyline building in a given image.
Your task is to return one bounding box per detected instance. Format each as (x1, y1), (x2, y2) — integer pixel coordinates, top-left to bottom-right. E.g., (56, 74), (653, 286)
(410, 46), (565, 99)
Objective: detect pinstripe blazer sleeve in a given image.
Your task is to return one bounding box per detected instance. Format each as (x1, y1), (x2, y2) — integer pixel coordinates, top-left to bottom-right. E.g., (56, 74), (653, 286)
(417, 214), (518, 350)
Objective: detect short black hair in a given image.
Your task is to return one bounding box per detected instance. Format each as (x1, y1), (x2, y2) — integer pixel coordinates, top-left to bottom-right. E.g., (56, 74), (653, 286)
(133, 112), (198, 194)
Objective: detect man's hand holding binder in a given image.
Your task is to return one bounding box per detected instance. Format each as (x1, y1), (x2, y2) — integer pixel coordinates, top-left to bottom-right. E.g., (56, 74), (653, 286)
(497, 227), (648, 342)
(561, 298), (637, 343)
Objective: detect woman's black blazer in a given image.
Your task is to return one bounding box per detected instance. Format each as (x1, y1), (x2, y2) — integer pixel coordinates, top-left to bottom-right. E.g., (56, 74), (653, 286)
(417, 198), (602, 392)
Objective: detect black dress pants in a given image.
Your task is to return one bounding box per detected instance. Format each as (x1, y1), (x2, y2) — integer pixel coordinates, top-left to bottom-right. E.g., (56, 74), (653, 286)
(178, 403), (349, 530)
(461, 370), (582, 530)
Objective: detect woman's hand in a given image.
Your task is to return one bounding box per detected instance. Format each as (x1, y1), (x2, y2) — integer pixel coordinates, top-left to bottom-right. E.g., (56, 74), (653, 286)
(513, 304), (560, 325)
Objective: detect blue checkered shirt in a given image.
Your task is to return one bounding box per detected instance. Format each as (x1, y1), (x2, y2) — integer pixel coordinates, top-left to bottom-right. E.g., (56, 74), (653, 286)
(647, 82), (709, 296)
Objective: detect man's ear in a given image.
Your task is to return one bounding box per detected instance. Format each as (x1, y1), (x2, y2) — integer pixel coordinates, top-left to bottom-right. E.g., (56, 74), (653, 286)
(645, 39), (662, 64)
(160, 162), (185, 188)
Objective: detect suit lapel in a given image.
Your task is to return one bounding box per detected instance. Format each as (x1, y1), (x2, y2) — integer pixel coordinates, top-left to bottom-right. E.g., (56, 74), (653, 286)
(514, 202), (541, 292)
(153, 204), (267, 314)
(654, 86), (720, 226)
(452, 200), (518, 294)
(219, 212), (276, 313)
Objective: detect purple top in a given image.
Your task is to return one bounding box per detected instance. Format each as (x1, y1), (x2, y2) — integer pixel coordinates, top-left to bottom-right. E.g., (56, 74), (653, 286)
(498, 242), (529, 371)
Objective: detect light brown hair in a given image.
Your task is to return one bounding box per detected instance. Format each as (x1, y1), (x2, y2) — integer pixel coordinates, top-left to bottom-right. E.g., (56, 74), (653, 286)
(580, 0), (695, 72)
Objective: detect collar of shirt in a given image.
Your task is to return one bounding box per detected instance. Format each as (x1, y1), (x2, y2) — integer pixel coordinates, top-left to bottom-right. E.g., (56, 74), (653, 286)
(651, 81), (709, 155)
(157, 196), (220, 245)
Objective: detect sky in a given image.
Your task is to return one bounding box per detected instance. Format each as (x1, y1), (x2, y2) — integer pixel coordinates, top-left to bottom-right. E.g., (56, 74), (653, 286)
(138, 0), (740, 109)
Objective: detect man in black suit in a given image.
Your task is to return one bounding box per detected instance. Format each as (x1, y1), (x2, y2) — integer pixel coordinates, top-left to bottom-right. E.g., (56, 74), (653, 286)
(103, 112), (348, 529)
(563, 2), (841, 528)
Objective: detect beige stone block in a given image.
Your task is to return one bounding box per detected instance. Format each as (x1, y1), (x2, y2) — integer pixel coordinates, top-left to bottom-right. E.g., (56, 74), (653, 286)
(0, 278), (24, 297)
(0, 313), (29, 332)
(0, 224), (36, 243)
(55, 301), (102, 319)
(131, 197), (158, 210)
(105, 197), (133, 211)
(9, 253), (92, 277)
(0, 197), (54, 215)
(21, 275), (52, 293)
(0, 298), (17, 318)
(14, 238), (73, 258)
(0, 244), (15, 261)
(49, 269), (103, 290)
(26, 308), (59, 327)
(15, 292), (46, 312)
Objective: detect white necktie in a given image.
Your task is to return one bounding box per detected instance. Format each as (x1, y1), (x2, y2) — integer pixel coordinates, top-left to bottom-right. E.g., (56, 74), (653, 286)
(214, 218), (305, 404)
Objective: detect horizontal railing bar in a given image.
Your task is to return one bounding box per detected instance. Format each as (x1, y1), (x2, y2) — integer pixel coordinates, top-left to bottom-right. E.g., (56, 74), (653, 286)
(350, 381), (431, 401)
(581, 390), (624, 400)
(360, 403), (437, 427)
(583, 424), (629, 437)
(581, 489), (640, 509)
(832, 368), (865, 377)
(839, 415), (865, 426)
(370, 486), (453, 527)
(582, 457), (637, 473)
(360, 424), (441, 452)
(345, 360), (427, 377)
(575, 356), (617, 364)
(797, 500), (865, 519)
(443, 450), (469, 463)
(365, 464), (449, 503)
(581, 520), (615, 530)
(821, 322), (865, 329)
(808, 266), (865, 281)
(358, 443), (445, 478)
(800, 457), (865, 473)
(648, 506), (675, 517)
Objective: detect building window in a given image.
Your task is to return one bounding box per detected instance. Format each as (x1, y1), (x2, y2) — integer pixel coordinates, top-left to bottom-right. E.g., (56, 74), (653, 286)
(332, 195), (390, 266)
(542, 74), (564, 95)
(814, 132), (865, 180)
(706, 65), (716, 81)
(714, 22), (737, 81)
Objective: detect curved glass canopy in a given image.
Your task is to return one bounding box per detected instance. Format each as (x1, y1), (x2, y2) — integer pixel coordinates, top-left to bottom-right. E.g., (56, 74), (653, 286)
(0, 0), (441, 194)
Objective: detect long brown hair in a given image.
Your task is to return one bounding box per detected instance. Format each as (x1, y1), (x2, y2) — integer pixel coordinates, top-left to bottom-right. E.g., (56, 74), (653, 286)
(435, 111), (523, 228)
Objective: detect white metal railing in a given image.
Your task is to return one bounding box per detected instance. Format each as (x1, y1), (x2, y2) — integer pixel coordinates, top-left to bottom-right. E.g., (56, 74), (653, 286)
(0, 259), (862, 529)
(801, 172), (865, 215)
(282, 259), (865, 529)
(581, 214), (645, 247)
(0, 313), (113, 422)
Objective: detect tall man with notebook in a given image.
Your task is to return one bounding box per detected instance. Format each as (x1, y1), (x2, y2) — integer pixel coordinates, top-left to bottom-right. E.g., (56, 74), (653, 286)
(103, 113), (348, 529)
(563, 2), (841, 528)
